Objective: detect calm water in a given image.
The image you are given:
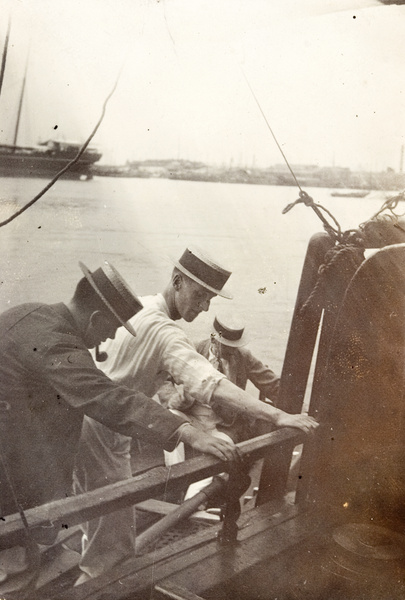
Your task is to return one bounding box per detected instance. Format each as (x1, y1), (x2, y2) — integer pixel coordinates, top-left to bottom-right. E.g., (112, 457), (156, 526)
(0, 177), (388, 374)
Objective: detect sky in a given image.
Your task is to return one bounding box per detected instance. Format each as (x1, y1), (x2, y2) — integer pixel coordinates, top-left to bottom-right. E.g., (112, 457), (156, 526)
(0, 0), (404, 171)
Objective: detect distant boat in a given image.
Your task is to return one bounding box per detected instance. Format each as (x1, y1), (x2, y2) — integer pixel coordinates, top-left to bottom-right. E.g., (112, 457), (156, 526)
(0, 26), (102, 180)
(0, 140), (102, 180)
(331, 190), (369, 198)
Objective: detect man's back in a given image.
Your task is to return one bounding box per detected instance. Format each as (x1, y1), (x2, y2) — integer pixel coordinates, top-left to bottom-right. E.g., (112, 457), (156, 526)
(0, 303), (87, 513)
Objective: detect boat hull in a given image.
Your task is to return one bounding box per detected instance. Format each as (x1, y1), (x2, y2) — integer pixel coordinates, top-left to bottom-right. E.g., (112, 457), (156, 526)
(0, 142), (102, 180)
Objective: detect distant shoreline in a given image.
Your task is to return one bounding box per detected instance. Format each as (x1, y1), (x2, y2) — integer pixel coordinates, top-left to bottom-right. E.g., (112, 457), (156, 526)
(92, 159), (405, 191)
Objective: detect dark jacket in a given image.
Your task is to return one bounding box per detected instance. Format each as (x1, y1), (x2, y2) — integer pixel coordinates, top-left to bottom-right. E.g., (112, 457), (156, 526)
(0, 302), (186, 518)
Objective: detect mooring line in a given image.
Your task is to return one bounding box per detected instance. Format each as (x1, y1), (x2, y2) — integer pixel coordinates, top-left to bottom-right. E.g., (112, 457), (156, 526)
(239, 63), (303, 192)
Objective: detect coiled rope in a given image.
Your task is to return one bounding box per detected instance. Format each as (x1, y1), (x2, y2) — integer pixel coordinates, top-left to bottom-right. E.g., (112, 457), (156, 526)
(300, 241), (365, 317)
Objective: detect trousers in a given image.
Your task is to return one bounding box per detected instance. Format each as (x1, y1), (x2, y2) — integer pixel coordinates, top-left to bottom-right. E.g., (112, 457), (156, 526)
(73, 416), (136, 578)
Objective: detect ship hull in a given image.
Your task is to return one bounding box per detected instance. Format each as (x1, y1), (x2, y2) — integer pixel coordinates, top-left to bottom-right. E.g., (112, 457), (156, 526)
(0, 143), (101, 180)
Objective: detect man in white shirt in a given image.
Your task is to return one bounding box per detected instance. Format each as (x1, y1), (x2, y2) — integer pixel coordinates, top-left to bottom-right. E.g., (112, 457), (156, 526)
(162, 313), (280, 443)
(74, 247), (318, 583)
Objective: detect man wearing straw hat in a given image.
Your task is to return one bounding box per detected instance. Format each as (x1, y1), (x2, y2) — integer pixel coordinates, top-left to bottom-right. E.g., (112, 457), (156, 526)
(163, 312), (280, 443)
(0, 260), (237, 595)
(75, 247), (318, 583)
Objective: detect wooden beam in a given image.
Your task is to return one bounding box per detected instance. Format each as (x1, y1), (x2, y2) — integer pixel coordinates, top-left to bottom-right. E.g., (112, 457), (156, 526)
(135, 500), (220, 523)
(0, 428), (303, 548)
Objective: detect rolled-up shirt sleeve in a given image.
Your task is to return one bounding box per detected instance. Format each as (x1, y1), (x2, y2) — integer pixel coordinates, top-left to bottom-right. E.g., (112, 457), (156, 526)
(159, 326), (226, 405)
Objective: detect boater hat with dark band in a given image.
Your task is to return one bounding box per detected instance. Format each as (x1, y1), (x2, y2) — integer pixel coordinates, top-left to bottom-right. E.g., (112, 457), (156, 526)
(79, 261), (143, 337)
(173, 247), (232, 299)
(212, 314), (248, 347)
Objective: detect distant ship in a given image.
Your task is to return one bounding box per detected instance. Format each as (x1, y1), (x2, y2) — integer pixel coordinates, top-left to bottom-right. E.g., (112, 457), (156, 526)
(0, 139), (102, 180)
(0, 25), (102, 180)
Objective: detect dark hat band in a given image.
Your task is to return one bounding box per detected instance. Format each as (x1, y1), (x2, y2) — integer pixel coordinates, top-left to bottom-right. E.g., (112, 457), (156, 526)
(179, 248), (231, 291)
(213, 316), (244, 342)
(91, 267), (141, 322)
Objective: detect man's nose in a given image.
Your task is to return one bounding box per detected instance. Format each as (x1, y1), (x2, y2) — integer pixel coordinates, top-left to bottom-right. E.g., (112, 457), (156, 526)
(108, 328), (117, 340)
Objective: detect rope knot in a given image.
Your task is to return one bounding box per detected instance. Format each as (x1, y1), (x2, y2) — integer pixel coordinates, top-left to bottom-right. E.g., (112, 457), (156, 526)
(299, 190), (315, 206)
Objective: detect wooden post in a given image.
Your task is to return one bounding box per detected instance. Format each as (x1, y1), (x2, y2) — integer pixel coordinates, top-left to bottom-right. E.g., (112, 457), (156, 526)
(217, 463), (251, 545)
(256, 233), (333, 505)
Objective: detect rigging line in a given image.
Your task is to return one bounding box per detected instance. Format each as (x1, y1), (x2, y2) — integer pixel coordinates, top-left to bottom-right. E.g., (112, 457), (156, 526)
(163, 0), (177, 56)
(238, 64), (343, 241)
(0, 17), (11, 96)
(238, 64), (303, 192)
(0, 64), (124, 230)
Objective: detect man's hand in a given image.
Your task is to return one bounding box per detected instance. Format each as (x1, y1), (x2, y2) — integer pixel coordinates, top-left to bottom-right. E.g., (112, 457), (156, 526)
(274, 411), (319, 434)
(178, 424), (239, 461)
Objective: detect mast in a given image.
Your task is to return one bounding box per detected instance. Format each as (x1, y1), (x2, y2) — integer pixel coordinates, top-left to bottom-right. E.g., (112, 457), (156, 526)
(0, 18), (11, 97)
(13, 51), (29, 147)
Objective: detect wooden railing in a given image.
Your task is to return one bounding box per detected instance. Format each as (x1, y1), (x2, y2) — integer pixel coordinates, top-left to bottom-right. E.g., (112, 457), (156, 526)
(0, 427), (304, 551)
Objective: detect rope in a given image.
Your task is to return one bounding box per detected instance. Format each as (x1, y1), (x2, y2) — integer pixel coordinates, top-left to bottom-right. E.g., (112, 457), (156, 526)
(362, 189), (405, 224)
(238, 65), (345, 241)
(283, 190), (343, 242)
(0, 66), (123, 229)
(239, 65), (302, 191)
(300, 242), (365, 317)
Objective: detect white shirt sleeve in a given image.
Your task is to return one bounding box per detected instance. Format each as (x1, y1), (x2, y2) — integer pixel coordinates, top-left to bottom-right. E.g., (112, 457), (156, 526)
(158, 320), (225, 405)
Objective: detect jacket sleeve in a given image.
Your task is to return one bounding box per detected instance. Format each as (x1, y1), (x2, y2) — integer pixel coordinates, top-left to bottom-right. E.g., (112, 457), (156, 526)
(242, 348), (280, 402)
(35, 336), (188, 451)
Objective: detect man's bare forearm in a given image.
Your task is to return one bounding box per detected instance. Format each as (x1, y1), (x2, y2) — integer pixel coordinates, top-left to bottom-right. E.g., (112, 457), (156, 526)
(211, 379), (319, 434)
(211, 379), (283, 424)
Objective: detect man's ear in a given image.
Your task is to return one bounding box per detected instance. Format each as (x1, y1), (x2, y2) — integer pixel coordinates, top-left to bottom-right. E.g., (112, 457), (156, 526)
(172, 272), (183, 291)
(88, 310), (104, 328)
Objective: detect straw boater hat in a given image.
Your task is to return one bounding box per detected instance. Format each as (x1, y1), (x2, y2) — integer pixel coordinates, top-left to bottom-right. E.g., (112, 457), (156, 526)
(79, 261), (143, 337)
(173, 247), (232, 299)
(212, 314), (248, 348)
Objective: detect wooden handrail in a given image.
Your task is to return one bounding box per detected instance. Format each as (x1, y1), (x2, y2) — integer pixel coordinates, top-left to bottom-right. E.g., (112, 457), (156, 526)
(0, 428), (303, 549)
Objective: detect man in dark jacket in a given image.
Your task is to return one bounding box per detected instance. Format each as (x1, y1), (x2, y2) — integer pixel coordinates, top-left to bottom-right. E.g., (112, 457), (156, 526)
(0, 261), (237, 592)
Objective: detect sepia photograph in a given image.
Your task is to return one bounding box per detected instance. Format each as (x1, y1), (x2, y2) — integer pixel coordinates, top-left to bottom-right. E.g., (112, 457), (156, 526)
(0, 0), (404, 598)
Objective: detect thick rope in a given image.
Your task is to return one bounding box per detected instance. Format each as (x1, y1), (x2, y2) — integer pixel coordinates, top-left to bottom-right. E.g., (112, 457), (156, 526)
(300, 242), (365, 317)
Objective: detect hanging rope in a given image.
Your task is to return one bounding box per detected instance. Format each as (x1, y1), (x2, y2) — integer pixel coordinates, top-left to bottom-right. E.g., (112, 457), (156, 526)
(0, 66), (123, 229)
(238, 64), (345, 242)
(239, 65), (303, 192)
(240, 62), (404, 247)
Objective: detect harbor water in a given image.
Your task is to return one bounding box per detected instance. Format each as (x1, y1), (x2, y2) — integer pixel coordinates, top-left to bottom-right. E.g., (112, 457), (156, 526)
(0, 177), (388, 375)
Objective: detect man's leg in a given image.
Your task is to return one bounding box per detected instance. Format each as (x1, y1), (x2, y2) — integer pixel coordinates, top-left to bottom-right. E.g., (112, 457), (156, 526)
(73, 417), (135, 582)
